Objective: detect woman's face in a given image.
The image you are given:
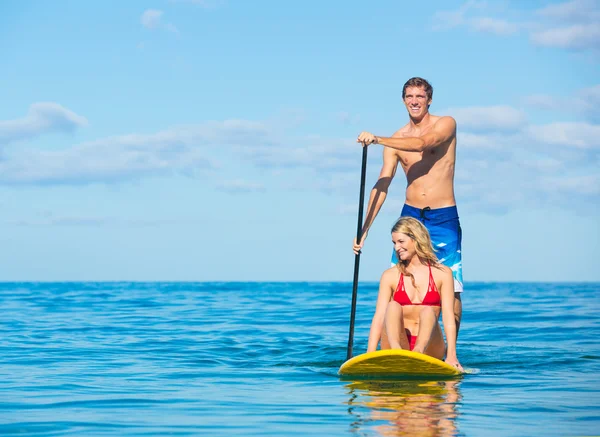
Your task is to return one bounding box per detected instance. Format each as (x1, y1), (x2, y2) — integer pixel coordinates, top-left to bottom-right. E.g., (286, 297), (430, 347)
(392, 232), (416, 261)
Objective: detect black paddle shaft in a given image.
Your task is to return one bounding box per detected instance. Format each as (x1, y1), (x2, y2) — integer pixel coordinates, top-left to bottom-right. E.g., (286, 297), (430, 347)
(346, 144), (368, 361)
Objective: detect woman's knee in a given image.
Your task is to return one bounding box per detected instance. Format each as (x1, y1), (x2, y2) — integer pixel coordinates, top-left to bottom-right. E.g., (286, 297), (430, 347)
(386, 300), (403, 319)
(385, 300), (402, 314)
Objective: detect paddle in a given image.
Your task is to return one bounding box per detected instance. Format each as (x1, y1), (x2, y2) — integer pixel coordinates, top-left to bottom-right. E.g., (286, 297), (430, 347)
(346, 142), (368, 360)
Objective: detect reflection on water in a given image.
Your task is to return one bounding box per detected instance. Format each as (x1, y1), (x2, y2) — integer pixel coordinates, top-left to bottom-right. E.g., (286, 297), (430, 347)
(345, 379), (462, 437)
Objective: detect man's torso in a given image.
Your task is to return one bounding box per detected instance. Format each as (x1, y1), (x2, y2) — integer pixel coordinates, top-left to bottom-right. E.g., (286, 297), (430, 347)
(392, 115), (457, 209)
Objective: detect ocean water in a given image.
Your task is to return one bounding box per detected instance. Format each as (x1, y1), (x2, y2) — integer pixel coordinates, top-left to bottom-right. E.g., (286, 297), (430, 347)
(1, 281), (599, 436)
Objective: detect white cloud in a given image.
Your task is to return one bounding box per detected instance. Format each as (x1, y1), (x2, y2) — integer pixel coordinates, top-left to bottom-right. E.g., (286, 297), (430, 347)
(523, 94), (562, 111)
(8, 215), (199, 227)
(141, 9), (179, 34)
(526, 122), (600, 149)
(336, 111), (361, 125)
(243, 135), (362, 172)
(2, 104), (598, 213)
(241, 108), (599, 212)
(0, 102), (88, 146)
(0, 144), (209, 185)
(215, 179), (265, 193)
(581, 84), (600, 104)
(141, 9), (163, 29)
(524, 84), (600, 120)
(437, 103), (600, 211)
(431, 0), (488, 30)
(521, 157), (563, 171)
(531, 0), (600, 50)
(541, 174), (600, 196)
(0, 120), (271, 185)
(8, 216), (109, 226)
(530, 24), (600, 50)
(169, 0), (224, 7)
(457, 132), (503, 149)
(432, 0), (600, 52)
(470, 17), (519, 35)
(445, 105), (527, 131)
(536, 0), (600, 23)
(457, 156), (557, 212)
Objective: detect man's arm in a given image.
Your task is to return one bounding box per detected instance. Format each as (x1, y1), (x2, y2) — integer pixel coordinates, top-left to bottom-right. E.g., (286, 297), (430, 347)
(361, 117), (456, 152)
(353, 147), (398, 253)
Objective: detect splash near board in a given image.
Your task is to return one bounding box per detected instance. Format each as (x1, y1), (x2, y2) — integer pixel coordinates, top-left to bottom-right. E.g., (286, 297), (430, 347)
(339, 349), (462, 377)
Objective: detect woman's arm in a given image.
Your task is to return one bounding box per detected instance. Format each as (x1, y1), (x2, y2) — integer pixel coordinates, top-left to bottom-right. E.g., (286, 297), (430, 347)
(366, 269), (395, 352)
(440, 266), (463, 371)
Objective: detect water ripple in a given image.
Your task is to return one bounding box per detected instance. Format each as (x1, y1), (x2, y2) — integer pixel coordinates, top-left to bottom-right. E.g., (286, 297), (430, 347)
(0, 282), (598, 436)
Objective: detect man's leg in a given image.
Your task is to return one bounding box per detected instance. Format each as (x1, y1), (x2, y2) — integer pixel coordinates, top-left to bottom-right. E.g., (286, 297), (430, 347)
(454, 292), (462, 334)
(423, 210), (463, 339)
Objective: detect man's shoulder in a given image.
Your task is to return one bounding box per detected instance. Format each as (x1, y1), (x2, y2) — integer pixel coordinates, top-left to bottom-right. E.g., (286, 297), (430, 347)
(391, 123), (412, 137)
(430, 115), (457, 139)
(431, 114), (456, 126)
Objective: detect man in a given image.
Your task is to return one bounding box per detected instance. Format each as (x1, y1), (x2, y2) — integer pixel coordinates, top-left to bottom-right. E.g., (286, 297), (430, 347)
(354, 77), (463, 349)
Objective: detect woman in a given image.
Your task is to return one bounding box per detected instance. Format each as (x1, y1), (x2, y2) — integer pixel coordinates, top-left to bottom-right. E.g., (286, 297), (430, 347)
(367, 216), (462, 370)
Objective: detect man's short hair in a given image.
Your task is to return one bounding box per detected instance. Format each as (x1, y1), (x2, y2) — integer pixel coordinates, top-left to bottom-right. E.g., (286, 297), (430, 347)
(402, 77), (433, 101)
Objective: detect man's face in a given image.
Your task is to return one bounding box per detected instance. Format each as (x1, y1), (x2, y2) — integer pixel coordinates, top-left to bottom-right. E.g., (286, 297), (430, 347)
(403, 86), (431, 119)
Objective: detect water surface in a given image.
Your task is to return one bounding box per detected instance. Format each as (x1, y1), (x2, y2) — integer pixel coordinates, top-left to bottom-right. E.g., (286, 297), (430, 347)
(1, 282), (598, 436)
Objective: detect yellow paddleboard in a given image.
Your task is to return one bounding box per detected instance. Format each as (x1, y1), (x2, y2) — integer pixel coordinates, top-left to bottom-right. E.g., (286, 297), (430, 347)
(339, 349), (462, 377)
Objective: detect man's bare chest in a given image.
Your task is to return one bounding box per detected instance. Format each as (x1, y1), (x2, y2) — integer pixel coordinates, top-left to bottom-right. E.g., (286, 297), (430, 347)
(397, 148), (440, 169)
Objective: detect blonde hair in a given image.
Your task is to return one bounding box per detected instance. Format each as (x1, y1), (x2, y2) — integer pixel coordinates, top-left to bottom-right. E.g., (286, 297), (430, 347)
(391, 216), (439, 288)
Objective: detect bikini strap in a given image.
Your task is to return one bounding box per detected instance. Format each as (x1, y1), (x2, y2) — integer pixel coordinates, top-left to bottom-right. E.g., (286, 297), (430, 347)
(428, 263), (435, 287)
(399, 273), (405, 291)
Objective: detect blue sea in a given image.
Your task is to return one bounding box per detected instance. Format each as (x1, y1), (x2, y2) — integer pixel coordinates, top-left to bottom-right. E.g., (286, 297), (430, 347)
(1, 282), (599, 436)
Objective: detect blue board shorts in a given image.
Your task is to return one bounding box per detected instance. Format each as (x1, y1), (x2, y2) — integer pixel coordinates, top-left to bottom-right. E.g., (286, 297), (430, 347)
(391, 204), (464, 293)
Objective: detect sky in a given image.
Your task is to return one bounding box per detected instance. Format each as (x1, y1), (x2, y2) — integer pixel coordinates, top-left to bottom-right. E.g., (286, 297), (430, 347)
(0, 0), (599, 282)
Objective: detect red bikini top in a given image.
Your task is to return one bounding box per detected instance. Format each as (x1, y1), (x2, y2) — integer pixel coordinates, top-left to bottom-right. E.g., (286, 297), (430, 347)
(393, 264), (441, 307)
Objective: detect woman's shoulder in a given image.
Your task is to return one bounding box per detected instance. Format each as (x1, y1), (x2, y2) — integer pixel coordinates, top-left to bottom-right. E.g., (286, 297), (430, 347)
(432, 263), (453, 278)
(380, 266), (400, 283)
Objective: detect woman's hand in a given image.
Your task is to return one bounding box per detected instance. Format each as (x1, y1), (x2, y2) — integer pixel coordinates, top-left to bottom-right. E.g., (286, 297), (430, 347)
(445, 356), (464, 372)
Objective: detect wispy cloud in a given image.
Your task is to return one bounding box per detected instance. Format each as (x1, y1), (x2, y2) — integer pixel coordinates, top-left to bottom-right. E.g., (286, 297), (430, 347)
(0, 103), (87, 147)
(141, 9), (162, 29)
(2, 101), (598, 213)
(432, 1), (522, 35)
(431, 0), (488, 31)
(453, 115), (600, 211)
(215, 179), (265, 193)
(530, 24), (600, 50)
(526, 122), (600, 149)
(470, 17), (519, 35)
(141, 9), (179, 34)
(444, 105), (527, 132)
(169, 0), (224, 7)
(336, 111), (361, 125)
(523, 94), (563, 111)
(524, 84), (600, 120)
(457, 132), (504, 149)
(0, 119), (272, 185)
(536, 0), (600, 23)
(540, 174), (600, 196)
(7, 215), (201, 227)
(432, 0), (600, 52)
(532, 0), (600, 50)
